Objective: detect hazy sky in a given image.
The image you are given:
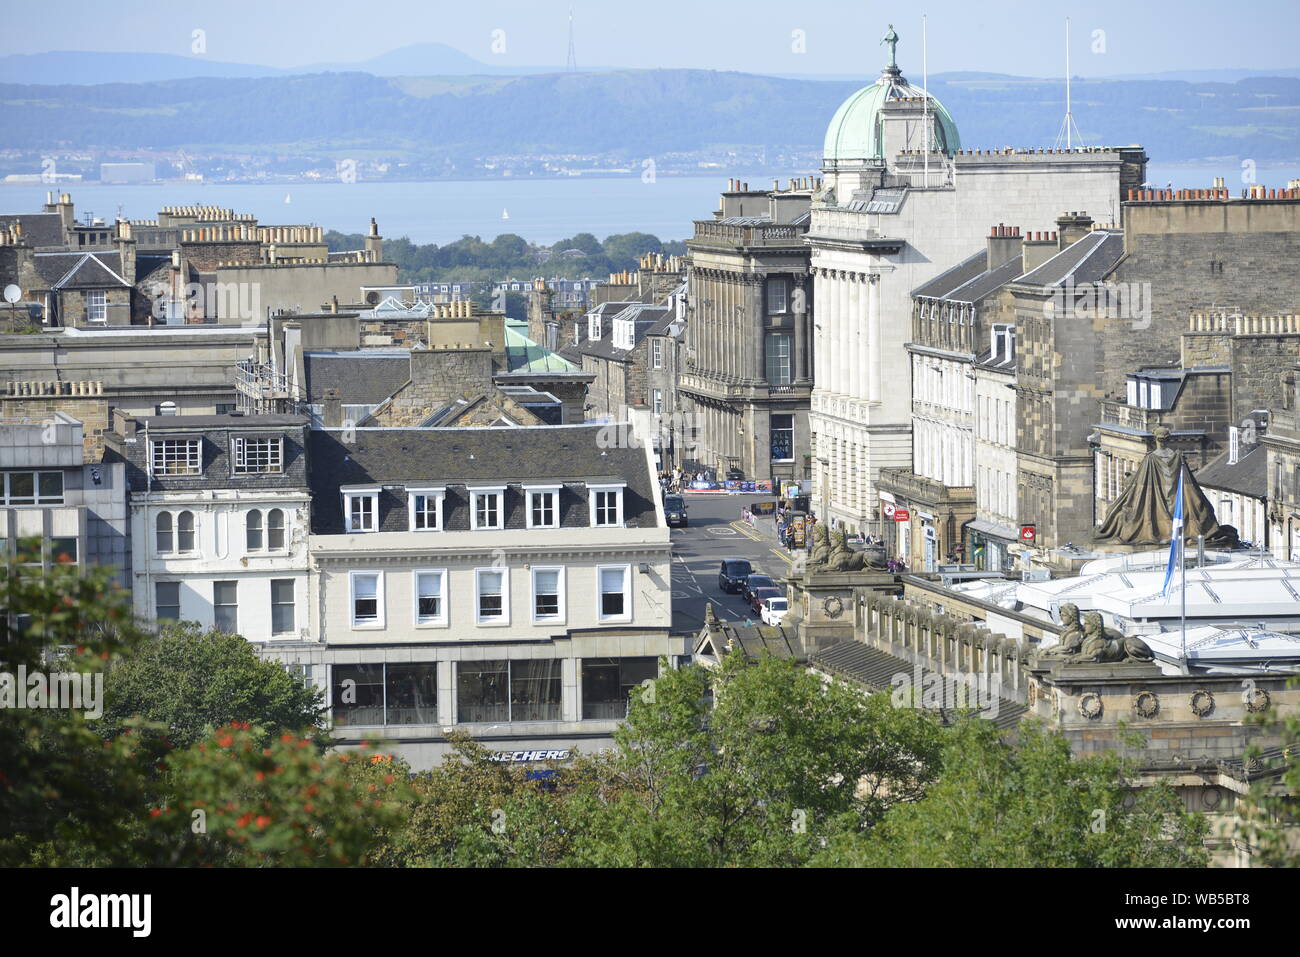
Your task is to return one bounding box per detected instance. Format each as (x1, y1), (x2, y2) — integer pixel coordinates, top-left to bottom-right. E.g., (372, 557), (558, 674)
(9, 0), (1299, 76)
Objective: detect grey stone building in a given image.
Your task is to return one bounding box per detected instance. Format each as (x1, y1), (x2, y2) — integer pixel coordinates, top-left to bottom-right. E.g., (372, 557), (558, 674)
(680, 179), (815, 484)
(255, 423), (676, 768)
(0, 381), (129, 586)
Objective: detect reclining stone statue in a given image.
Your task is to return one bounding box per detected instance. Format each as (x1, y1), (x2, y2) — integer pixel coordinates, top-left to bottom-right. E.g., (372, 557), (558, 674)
(1066, 612), (1156, 664)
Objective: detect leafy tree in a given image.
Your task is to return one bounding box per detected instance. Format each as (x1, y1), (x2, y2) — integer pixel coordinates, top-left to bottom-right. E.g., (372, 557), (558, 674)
(566, 651), (945, 867)
(0, 541), (397, 867)
(99, 622), (327, 749)
(814, 719), (1209, 867)
(1236, 676), (1300, 866)
(601, 232), (663, 271)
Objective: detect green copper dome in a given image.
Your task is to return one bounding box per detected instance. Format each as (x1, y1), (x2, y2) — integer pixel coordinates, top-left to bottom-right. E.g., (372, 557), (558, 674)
(823, 66), (961, 165)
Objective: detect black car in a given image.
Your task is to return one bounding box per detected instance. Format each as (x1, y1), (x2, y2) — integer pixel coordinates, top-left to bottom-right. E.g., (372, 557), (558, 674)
(718, 559), (753, 593)
(741, 573), (776, 603)
(663, 494), (688, 527)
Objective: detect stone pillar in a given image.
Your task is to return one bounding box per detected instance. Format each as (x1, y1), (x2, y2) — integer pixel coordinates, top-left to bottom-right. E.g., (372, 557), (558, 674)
(750, 277), (765, 385)
(868, 276), (881, 403)
(794, 275), (809, 384)
(837, 272), (850, 397)
(848, 274), (862, 401)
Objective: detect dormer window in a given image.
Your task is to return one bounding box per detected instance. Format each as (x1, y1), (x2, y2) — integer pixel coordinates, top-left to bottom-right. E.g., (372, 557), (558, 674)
(588, 313), (601, 341)
(408, 487), (445, 531)
(525, 485), (561, 529)
(233, 436), (283, 474)
(343, 488), (380, 533)
(469, 486), (506, 530)
(151, 438), (201, 475)
(589, 484), (625, 528)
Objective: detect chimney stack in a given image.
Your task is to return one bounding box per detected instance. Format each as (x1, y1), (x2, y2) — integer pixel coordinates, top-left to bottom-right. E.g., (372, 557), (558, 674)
(1021, 231), (1058, 274)
(987, 224), (1023, 271)
(1055, 211), (1093, 250)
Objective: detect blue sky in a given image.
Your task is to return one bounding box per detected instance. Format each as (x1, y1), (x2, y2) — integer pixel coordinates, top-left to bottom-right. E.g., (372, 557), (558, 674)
(9, 0), (1299, 76)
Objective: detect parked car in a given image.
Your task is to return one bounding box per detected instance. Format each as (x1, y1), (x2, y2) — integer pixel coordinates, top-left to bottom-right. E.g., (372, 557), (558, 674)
(750, 586), (783, 616)
(761, 596), (789, 626)
(663, 494), (688, 527)
(718, 559), (753, 593)
(741, 573), (776, 603)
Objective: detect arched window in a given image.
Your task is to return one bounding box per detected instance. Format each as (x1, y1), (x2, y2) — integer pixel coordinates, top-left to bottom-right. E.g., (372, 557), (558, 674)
(177, 511), (195, 553)
(156, 511), (173, 553)
(246, 509), (263, 551)
(267, 509), (285, 550)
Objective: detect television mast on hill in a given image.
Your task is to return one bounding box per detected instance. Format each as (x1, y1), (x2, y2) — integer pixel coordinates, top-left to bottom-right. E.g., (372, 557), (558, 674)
(566, 9), (578, 72)
(1053, 17), (1085, 150)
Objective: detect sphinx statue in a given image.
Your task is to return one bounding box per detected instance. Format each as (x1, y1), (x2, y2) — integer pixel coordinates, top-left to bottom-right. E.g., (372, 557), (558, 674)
(1094, 425), (1239, 548)
(1040, 602), (1085, 657)
(1066, 612), (1156, 664)
(808, 522), (831, 566)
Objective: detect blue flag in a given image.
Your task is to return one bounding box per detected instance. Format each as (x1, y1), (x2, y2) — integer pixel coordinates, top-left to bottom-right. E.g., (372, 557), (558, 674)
(1162, 470), (1185, 598)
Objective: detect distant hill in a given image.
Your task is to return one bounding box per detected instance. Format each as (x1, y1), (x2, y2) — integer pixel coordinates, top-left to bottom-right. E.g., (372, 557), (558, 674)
(0, 44), (569, 86)
(0, 51), (285, 85)
(0, 68), (1296, 162)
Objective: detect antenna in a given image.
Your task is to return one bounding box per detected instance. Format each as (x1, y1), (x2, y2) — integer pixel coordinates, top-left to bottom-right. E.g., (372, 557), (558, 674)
(1053, 17), (1084, 150)
(566, 8), (577, 72)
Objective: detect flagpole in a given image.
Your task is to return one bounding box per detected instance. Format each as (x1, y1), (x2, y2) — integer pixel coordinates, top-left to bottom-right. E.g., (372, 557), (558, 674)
(1180, 520), (1187, 663)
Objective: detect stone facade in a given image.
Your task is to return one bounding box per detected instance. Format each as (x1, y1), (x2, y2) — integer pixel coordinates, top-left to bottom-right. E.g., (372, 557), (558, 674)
(681, 181), (814, 483)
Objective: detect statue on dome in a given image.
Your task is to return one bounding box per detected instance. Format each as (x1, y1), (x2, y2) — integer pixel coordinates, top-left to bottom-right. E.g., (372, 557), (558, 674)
(1094, 425), (1240, 548)
(881, 25), (900, 69)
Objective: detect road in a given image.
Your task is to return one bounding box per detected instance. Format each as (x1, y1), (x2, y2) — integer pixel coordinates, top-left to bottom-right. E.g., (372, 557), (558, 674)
(668, 492), (800, 633)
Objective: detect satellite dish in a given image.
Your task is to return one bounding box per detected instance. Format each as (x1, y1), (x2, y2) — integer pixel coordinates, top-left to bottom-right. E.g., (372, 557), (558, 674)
(2, 284), (19, 304)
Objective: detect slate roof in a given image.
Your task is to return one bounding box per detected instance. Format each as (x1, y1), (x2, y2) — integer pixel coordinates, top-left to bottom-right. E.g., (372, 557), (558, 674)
(0, 212), (65, 248)
(32, 251), (130, 289)
(1196, 443), (1268, 499)
(810, 639), (1029, 730)
(138, 414), (307, 430)
(695, 622), (806, 662)
(946, 254), (1025, 303)
(303, 351), (412, 405)
(306, 424), (659, 535)
(911, 251), (986, 299)
(1017, 230), (1123, 287)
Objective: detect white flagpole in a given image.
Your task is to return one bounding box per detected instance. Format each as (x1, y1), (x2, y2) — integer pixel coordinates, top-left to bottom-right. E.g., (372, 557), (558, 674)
(923, 14), (929, 189)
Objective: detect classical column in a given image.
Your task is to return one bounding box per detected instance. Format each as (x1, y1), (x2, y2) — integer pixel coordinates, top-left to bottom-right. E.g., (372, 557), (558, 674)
(848, 273), (862, 401)
(750, 276), (765, 385)
(793, 275), (809, 385)
(867, 275), (882, 403)
(842, 273), (852, 400)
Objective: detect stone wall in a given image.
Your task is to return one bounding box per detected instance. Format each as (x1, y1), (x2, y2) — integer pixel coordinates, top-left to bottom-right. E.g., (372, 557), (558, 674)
(0, 381), (109, 462)
(367, 346), (493, 427)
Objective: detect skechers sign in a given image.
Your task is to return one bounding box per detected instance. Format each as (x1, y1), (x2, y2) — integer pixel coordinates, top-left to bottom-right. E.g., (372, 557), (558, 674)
(489, 749), (572, 763)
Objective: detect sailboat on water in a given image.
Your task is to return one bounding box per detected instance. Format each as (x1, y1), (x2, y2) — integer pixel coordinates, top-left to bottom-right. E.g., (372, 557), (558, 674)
(284, 193), (292, 205)
(501, 208), (510, 221)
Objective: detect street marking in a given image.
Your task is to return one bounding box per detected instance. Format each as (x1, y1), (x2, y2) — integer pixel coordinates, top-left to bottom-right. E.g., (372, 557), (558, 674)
(706, 527), (739, 537)
(770, 549), (794, 565)
(729, 521), (765, 542)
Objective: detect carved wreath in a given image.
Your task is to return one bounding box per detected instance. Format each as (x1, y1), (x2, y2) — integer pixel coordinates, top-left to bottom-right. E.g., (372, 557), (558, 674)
(1078, 693), (1104, 721)
(1133, 691), (1160, 719)
(1243, 687), (1271, 714)
(822, 596), (845, 619)
(1190, 689), (1216, 718)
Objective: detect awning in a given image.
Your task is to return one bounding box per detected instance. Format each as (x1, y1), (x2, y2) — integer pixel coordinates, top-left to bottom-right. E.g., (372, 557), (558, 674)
(965, 518), (1020, 543)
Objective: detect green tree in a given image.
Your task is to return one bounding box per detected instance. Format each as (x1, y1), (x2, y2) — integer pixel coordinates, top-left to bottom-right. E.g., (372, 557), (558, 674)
(814, 719), (1209, 868)
(99, 622), (326, 749)
(567, 651), (945, 867)
(601, 232), (663, 271)
(1236, 676), (1299, 866)
(0, 542), (398, 867)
